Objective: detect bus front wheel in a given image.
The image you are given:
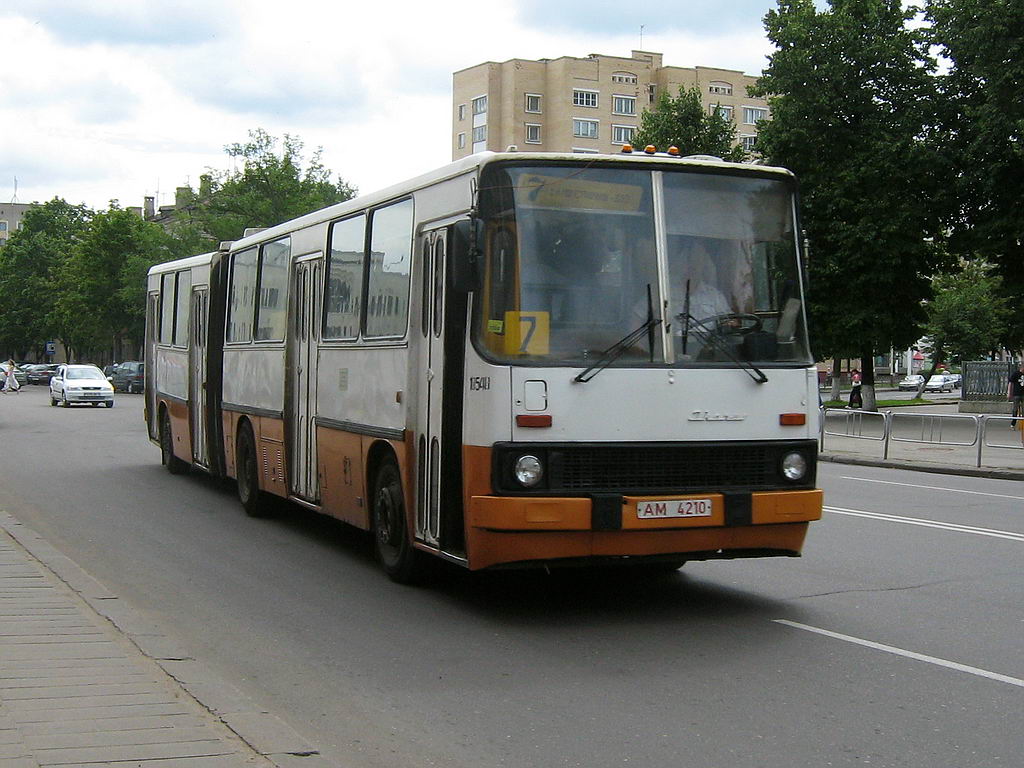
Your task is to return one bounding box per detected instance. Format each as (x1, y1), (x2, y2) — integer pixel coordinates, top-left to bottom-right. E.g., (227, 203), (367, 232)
(372, 459), (421, 583)
(160, 411), (188, 475)
(236, 425), (273, 518)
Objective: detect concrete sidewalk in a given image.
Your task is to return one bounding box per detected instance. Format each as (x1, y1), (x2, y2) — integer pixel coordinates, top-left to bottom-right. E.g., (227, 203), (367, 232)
(820, 403), (1024, 480)
(0, 513), (331, 768)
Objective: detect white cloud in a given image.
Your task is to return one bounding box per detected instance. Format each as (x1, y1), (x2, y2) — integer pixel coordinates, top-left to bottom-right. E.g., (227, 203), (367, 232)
(0, 0), (778, 211)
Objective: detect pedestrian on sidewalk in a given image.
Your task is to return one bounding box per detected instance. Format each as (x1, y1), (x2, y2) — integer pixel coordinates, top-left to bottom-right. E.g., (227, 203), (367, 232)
(848, 368), (863, 409)
(1008, 361), (1024, 428)
(2, 359), (21, 393)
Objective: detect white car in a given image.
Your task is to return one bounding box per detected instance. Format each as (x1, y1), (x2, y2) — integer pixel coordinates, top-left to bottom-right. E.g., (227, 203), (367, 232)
(924, 374), (955, 393)
(898, 374), (924, 391)
(49, 364), (114, 408)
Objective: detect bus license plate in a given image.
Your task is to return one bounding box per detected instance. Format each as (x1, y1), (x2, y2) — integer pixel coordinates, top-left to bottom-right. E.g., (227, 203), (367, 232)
(637, 498), (713, 519)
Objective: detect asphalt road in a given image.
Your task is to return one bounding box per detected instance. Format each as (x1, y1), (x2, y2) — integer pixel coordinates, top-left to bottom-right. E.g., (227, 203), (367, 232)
(0, 385), (1020, 768)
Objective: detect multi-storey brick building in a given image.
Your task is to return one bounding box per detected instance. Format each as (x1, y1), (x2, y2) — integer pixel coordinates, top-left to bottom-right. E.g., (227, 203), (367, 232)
(452, 50), (769, 159)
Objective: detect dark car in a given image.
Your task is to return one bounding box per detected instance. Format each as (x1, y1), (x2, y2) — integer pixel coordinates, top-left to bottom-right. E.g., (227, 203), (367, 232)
(26, 363), (60, 385)
(110, 361), (145, 393)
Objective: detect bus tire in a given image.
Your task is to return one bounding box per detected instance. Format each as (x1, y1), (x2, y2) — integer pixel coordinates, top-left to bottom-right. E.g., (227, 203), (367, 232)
(236, 424), (273, 518)
(372, 459), (421, 583)
(160, 411), (188, 475)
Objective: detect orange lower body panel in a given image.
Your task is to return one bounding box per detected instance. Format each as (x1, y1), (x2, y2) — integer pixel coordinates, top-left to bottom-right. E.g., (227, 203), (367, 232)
(465, 489), (822, 570)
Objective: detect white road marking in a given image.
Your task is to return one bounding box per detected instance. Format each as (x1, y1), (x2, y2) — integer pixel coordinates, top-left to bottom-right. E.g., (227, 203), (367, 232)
(825, 506), (1024, 542)
(839, 475), (1024, 502)
(773, 620), (1024, 688)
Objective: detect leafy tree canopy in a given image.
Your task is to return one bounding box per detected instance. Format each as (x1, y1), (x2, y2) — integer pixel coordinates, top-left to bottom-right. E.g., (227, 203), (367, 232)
(0, 199), (92, 358)
(925, 257), (1009, 364)
(926, 0), (1024, 348)
(51, 204), (188, 360)
(751, 0), (950, 373)
(632, 86), (746, 161)
(181, 128), (357, 243)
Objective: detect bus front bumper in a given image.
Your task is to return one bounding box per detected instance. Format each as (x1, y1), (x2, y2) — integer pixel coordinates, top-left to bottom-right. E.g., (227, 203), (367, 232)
(464, 489), (822, 570)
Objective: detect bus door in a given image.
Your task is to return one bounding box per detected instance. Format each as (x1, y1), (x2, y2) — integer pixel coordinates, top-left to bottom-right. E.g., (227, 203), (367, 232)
(145, 292), (158, 440)
(290, 254), (322, 502)
(415, 230), (449, 548)
(189, 288), (208, 465)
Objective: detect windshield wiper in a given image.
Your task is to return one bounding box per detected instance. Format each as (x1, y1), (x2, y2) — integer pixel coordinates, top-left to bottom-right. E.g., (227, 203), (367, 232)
(574, 285), (661, 383)
(679, 313), (769, 384)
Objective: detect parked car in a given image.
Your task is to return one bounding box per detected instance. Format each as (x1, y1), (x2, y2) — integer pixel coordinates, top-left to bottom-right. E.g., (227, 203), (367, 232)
(924, 374), (956, 393)
(898, 374), (925, 391)
(110, 361), (144, 393)
(26, 363), (60, 385)
(49, 364), (114, 407)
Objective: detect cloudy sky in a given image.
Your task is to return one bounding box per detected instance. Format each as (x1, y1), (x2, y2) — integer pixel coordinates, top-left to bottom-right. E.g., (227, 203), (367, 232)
(2, 0), (789, 212)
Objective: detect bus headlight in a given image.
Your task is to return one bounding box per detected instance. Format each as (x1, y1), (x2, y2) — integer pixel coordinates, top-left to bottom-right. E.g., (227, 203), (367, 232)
(781, 451), (808, 481)
(513, 455), (543, 487)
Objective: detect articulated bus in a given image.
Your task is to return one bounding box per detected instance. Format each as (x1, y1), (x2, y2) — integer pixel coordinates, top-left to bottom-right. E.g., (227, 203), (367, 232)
(146, 149), (822, 581)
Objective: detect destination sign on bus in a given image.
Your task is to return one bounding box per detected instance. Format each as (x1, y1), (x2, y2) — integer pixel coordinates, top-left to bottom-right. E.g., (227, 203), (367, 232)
(520, 174), (644, 212)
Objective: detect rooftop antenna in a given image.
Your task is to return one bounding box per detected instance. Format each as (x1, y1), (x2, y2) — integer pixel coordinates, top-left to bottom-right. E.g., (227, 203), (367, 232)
(11, 177), (18, 204)
(639, 24), (645, 50)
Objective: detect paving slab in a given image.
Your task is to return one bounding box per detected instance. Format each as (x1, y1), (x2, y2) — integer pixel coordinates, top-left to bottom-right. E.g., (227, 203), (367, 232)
(0, 524), (284, 768)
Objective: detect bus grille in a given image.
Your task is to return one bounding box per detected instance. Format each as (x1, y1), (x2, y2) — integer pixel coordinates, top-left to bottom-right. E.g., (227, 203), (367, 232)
(493, 441), (817, 495)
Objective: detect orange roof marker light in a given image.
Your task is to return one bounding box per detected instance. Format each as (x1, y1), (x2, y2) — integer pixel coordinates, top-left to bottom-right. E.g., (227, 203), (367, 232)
(667, 146), (681, 156)
(620, 144), (634, 153)
(644, 145), (657, 155)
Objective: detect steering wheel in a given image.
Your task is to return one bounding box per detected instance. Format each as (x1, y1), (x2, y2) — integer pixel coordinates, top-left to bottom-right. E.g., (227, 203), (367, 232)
(700, 313), (763, 335)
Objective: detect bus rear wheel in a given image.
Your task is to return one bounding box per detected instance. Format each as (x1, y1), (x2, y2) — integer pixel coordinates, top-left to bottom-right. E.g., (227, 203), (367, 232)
(236, 424), (273, 517)
(372, 459), (421, 583)
(160, 411), (188, 475)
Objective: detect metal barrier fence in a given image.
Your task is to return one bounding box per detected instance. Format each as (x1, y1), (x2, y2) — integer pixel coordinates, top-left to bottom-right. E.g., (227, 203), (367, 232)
(820, 408), (1024, 467)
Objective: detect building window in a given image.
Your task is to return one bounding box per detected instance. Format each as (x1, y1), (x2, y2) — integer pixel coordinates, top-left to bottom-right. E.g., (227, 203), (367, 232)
(472, 125), (487, 143)
(710, 105), (733, 121)
(612, 95), (636, 116)
(741, 135), (758, 152)
(612, 125), (635, 145)
(472, 95), (487, 115)
(744, 106), (768, 124)
(648, 84), (657, 104)
(458, 104), (466, 121)
(525, 123), (542, 144)
(612, 71), (637, 84)
(457, 133), (466, 149)
(709, 81), (733, 96)
(573, 89), (598, 108)
(525, 93), (542, 113)
(0, 221), (7, 232)
(572, 119), (599, 139)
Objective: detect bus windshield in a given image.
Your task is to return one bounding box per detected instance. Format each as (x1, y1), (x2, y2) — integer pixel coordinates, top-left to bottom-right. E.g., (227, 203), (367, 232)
(475, 163), (811, 368)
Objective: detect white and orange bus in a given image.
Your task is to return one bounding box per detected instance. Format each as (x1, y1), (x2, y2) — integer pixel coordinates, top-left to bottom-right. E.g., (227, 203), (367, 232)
(146, 149), (822, 581)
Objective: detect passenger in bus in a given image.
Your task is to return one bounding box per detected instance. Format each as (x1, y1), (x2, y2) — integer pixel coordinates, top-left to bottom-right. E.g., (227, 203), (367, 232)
(670, 239), (732, 323)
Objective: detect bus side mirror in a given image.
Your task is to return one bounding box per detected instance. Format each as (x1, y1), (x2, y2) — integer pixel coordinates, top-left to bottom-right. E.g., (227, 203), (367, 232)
(449, 219), (483, 293)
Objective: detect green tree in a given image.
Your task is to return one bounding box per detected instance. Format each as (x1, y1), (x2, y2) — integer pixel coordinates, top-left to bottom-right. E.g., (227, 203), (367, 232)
(917, 258), (1009, 389)
(632, 86), (747, 161)
(51, 205), (184, 361)
(927, 0), (1024, 349)
(0, 199), (92, 358)
(182, 128), (357, 243)
(751, 0), (948, 410)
